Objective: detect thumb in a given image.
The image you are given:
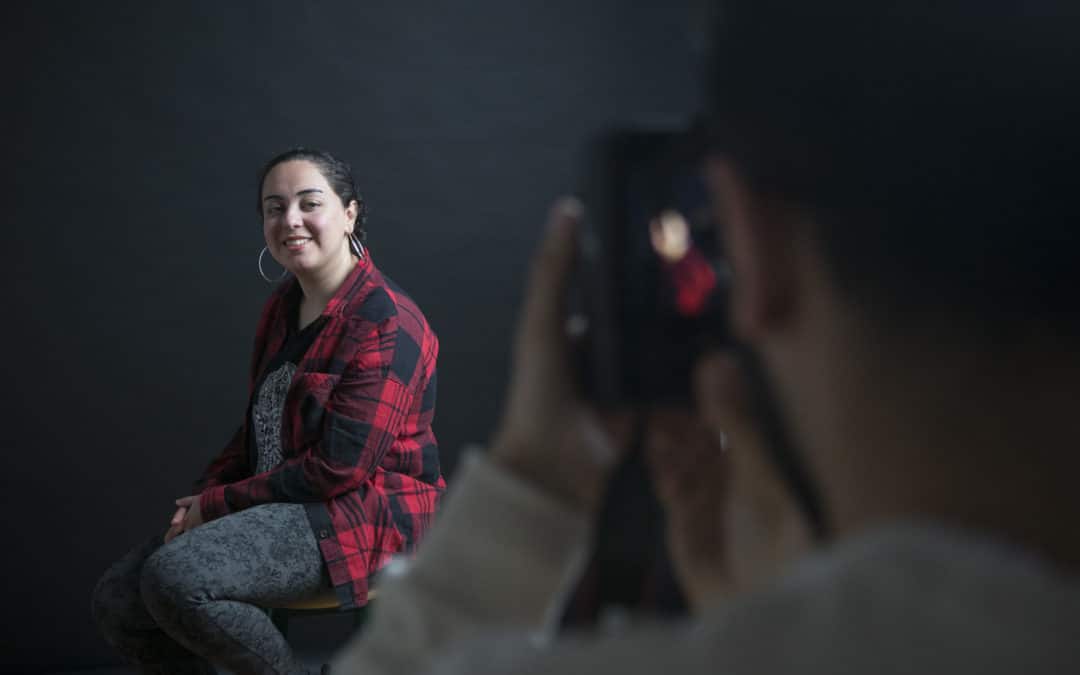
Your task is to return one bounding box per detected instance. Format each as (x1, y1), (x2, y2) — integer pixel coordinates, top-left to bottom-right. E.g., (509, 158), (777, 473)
(170, 507), (188, 526)
(518, 197), (582, 347)
(175, 495), (196, 507)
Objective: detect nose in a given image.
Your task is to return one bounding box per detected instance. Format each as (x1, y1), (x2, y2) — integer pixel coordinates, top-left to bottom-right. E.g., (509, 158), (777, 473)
(285, 203), (304, 228)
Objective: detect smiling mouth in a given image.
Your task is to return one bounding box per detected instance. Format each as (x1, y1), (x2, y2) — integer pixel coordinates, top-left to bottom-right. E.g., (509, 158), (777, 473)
(283, 237), (312, 250)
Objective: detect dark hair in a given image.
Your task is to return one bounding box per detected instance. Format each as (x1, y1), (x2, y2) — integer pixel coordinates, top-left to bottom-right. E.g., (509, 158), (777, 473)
(706, 0), (1080, 336)
(256, 147), (369, 242)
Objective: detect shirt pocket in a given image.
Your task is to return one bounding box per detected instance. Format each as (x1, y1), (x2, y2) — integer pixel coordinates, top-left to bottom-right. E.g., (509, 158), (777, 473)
(288, 371), (342, 445)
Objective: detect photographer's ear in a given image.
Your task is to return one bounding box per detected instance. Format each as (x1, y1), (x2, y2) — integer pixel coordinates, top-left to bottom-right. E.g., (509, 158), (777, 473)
(705, 158), (800, 343)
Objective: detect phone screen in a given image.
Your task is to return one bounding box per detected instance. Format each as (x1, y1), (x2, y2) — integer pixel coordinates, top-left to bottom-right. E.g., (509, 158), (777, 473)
(576, 129), (728, 405)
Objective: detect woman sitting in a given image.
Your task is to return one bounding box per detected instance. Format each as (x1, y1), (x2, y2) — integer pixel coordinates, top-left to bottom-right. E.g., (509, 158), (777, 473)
(92, 147), (445, 675)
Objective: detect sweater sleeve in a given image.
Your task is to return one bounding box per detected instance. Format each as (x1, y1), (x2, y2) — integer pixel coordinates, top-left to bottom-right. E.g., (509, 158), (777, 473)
(329, 451), (591, 675)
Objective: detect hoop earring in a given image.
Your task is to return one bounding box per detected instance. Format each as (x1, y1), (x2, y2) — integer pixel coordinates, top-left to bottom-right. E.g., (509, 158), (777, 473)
(349, 233), (366, 259)
(258, 246), (288, 283)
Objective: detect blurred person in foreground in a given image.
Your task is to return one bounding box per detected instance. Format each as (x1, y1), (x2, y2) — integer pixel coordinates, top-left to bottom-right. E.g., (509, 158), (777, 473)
(333, 1), (1080, 673)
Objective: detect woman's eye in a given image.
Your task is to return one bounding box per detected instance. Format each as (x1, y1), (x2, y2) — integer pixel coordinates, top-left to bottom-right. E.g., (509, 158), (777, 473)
(302, 201), (321, 210)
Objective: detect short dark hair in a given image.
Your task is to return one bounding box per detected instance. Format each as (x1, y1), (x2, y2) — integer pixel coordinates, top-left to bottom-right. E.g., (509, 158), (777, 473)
(256, 147), (369, 242)
(707, 1), (1080, 336)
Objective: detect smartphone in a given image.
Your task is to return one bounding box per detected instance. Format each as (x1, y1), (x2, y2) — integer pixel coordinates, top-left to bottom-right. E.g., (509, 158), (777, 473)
(572, 126), (730, 405)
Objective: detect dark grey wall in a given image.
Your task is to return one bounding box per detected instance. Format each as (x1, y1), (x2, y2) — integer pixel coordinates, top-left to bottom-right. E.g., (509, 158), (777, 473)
(3, 2), (699, 670)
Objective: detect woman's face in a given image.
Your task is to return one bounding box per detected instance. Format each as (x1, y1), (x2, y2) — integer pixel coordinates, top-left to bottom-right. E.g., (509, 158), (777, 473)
(261, 160), (357, 278)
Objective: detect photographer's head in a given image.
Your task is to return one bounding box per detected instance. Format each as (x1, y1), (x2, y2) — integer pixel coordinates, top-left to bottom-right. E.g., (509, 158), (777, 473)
(701, 0), (1080, 562)
(706, 0), (1078, 331)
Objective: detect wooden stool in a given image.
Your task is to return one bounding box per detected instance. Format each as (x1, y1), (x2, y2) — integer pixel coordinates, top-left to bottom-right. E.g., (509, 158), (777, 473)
(266, 588), (378, 638)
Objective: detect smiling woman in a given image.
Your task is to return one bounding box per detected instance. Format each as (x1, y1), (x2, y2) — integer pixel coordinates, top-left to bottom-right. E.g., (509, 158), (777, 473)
(90, 148), (445, 675)
(260, 152), (365, 291)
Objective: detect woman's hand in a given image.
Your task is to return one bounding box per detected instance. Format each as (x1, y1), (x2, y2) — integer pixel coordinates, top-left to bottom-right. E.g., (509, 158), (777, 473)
(175, 494), (205, 533)
(163, 505), (188, 543)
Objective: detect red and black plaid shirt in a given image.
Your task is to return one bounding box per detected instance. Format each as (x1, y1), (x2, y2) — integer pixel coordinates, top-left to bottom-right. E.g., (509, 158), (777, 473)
(196, 254), (444, 608)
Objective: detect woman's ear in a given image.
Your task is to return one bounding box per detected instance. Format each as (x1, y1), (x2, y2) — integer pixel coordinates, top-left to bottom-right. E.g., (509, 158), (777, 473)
(345, 200), (359, 234)
(705, 158), (800, 342)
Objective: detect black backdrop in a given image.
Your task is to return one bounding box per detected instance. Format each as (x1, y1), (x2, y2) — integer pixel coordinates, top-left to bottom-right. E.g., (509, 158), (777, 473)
(2, 1), (700, 670)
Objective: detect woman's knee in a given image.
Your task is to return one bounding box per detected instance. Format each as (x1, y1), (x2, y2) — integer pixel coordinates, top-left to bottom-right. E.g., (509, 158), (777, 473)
(91, 564), (125, 634)
(92, 542), (155, 639)
(139, 538), (206, 621)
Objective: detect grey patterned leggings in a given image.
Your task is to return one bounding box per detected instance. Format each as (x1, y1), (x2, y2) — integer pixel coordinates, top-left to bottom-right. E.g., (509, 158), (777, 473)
(91, 503), (330, 675)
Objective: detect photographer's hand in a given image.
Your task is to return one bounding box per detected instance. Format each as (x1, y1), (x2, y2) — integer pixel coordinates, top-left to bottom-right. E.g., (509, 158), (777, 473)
(645, 407), (730, 612)
(692, 352), (812, 593)
(490, 197), (632, 513)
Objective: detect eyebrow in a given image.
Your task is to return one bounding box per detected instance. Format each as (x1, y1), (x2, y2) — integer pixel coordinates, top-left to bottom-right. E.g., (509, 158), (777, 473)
(262, 188), (325, 202)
